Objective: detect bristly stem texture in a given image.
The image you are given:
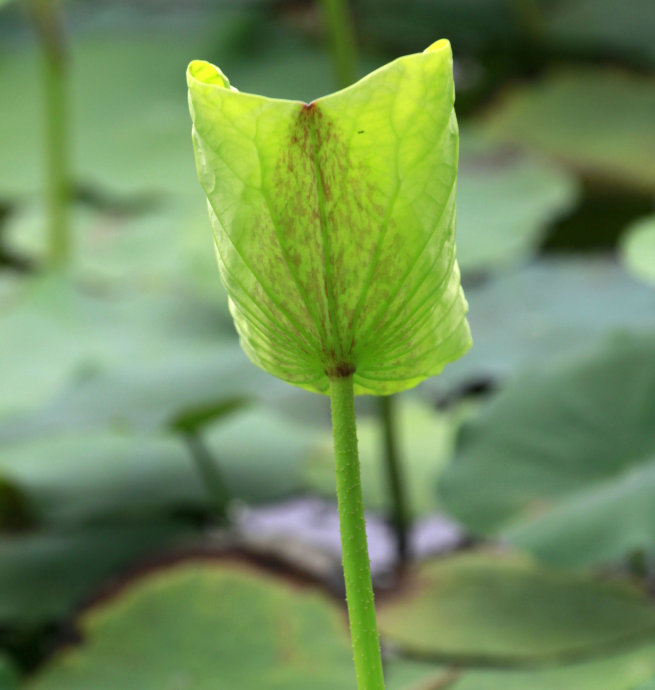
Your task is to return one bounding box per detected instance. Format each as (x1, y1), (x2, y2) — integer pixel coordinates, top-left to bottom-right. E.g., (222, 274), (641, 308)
(329, 374), (385, 690)
(380, 395), (410, 564)
(25, 0), (71, 267)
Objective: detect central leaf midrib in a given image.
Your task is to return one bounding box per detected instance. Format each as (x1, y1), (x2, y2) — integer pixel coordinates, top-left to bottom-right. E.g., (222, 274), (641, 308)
(306, 106), (343, 366)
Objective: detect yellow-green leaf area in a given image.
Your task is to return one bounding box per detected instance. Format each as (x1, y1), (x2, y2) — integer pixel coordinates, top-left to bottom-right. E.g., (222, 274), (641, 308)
(187, 41), (471, 395)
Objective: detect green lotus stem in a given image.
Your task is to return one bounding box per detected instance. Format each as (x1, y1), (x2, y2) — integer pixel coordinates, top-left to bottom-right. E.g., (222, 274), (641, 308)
(379, 395), (410, 564)
(25, 0), (71, 267)
(184, 431), (231, 525)
(319, 0), (358, 89)
(329, 374), (385, 690)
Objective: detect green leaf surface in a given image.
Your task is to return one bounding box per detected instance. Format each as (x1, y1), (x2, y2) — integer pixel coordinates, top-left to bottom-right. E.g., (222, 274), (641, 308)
(187, 41), (471, 395)
(440, 332), (655, 567)
(0, 25), (222, 200)
(452, 642), (655, 690)
(0, 433), (203, 526)
(620, 215), (655, 286)
(27, 561), (357, 689)
(456, 132), (578, 275)
(424, 257), (655, 392)
(304, 397), (460, 518)
(0, 275), (232, 419)
(634, 678), (655, 690)
(27, 558), (449, 689)
(377, 551), (655, 663)
(386, 660), (454, 690)
(4, 203), (226, 297)
(0, 274), (23, 309)
(484, 69), (655, 192)
(0, 524), (190, 627)
(203, 407), (318, 503)
(0, 409), (317, 527)
(0, 344), (268, 441)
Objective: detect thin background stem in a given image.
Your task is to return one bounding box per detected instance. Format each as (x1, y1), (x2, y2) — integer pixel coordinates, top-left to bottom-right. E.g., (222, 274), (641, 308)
(24, 0), (71, 267)
(329, 374), (385, 690)
(184, 431), (231, 525)
(319, 0), (358, 88)
(379, 394), (410, 563)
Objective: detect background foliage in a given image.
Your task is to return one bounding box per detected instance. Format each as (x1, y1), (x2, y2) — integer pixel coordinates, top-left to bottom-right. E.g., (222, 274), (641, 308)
(1, 0), (654, 688)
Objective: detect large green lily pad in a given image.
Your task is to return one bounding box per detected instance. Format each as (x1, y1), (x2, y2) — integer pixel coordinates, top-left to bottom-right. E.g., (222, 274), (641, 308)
(440, 332), (655, 567)
(28, 559), (420, 689)
(377, 551), (655, 663)
(0, 275), (232, 419)
(484, 69), (655, 192)
(424, 257), (655, 393)
(304, 397), (460, 518)
(620, 215), (655, 286)
(456, 132), (577, 275)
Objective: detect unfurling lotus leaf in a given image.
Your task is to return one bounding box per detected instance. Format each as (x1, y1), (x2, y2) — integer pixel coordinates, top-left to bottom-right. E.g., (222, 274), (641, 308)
(187, 40), (471, 396)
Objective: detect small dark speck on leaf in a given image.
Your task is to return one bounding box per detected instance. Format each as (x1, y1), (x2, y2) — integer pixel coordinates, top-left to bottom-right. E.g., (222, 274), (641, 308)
(357, 130), (364, 134)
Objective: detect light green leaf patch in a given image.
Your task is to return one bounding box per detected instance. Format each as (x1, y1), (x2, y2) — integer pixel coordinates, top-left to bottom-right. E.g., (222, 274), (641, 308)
(633, 678), (655, 690)
(620, 215), (655, 286)
(378, 551), (655, 664)
(0, 275), (232, 419)
(4, 202), (226, 298)
(0, 344), (267, 441)
(483, 69), (655, 192)
(439, 332), (655, 567)
(456, 131), (578, 275)
(187, 41), (471, 395)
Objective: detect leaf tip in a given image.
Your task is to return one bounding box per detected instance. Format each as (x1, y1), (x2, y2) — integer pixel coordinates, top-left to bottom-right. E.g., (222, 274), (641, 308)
(424, 38), (452, 56)
(187, 60), (231, 90)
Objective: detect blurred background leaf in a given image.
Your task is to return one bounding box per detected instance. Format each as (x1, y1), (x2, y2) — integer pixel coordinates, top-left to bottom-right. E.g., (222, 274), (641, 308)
(440, 332), (655, 567)
(483, 69), (655, 192)
(378, 551), (655, 663)
(1, 0), (655, 684)
(620, 215), (655, 286)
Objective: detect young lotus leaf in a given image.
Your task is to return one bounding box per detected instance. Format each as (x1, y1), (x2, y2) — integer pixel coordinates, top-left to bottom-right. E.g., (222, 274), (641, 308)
(187, 40), (471, 395)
